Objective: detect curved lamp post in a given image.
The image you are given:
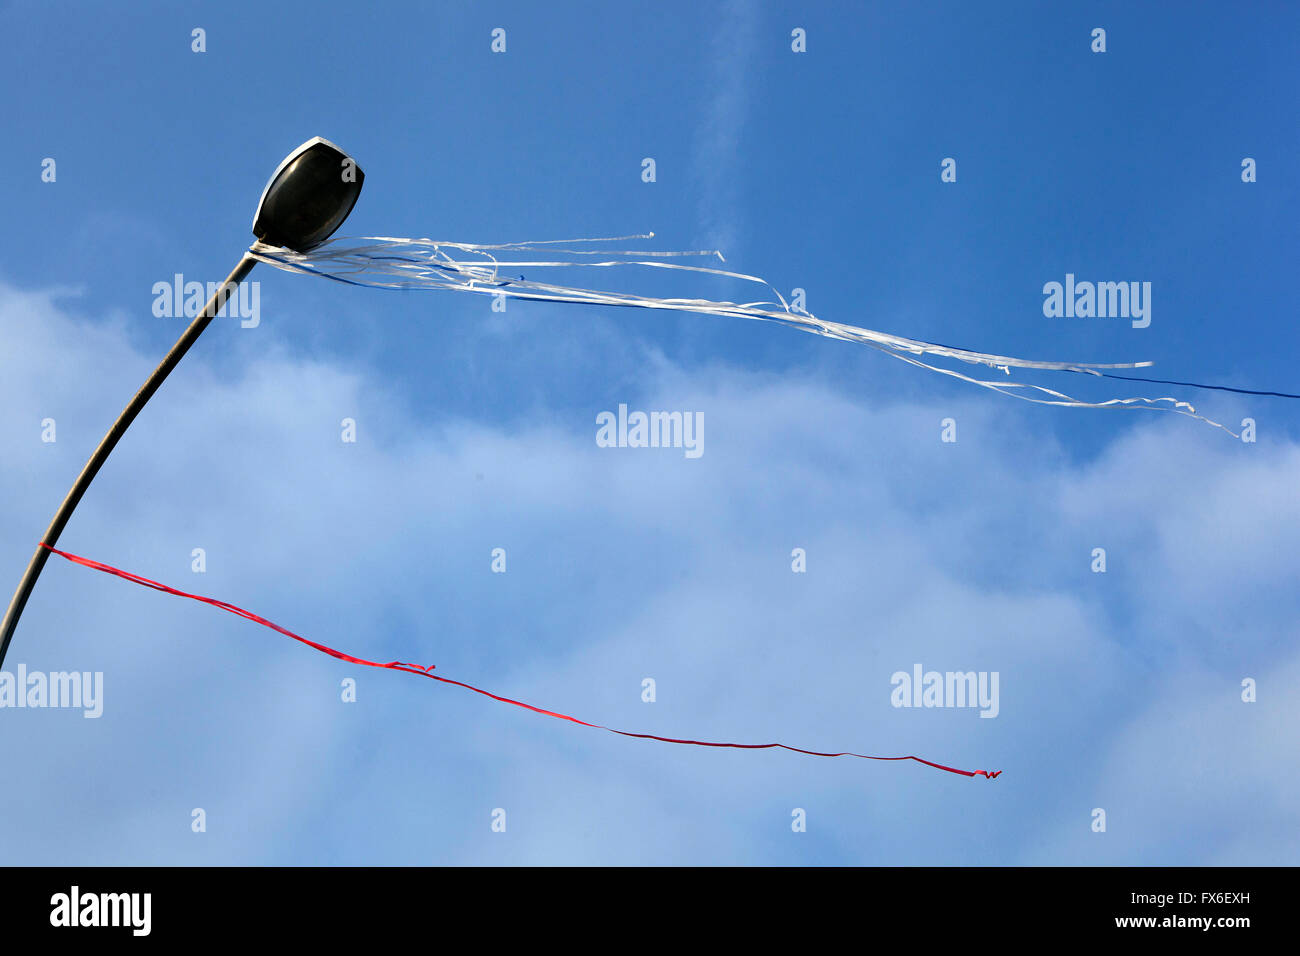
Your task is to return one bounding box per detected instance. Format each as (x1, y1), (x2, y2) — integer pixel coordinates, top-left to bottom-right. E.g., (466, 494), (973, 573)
(0, 136), (364, 668)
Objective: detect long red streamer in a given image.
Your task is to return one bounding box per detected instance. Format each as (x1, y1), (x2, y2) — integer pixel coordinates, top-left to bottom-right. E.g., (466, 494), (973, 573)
(39, 543), (1000, 779)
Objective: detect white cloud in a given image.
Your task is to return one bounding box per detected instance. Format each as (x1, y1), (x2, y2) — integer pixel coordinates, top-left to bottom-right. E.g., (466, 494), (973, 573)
(0, 282), (1295, 864)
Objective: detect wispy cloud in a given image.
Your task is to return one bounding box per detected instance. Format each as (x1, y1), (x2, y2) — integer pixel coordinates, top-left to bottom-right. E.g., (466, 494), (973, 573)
(1, 283), (1296, 864)
(691, 0), (761, 257)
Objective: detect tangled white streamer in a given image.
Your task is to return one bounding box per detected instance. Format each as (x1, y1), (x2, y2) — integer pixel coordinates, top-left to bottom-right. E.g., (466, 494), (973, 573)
(246, 233), (1236, 436)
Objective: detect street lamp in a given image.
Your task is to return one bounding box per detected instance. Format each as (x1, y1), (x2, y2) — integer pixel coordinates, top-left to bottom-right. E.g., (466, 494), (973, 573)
(0, 136), (364, 668)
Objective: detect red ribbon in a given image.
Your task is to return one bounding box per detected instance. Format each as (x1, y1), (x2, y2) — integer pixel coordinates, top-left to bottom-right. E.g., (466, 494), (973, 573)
(39, 542), (1000, 779)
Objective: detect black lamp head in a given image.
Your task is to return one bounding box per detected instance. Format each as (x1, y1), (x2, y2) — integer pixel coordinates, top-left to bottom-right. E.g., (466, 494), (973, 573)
(252, 136), (364, 252)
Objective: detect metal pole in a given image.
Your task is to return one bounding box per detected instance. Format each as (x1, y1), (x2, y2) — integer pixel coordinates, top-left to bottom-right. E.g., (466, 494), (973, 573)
(0, 254), (257, 668)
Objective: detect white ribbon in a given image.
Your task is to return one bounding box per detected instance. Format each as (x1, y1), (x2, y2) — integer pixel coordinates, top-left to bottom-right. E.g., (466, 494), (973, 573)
(247, 234), (1236, 436)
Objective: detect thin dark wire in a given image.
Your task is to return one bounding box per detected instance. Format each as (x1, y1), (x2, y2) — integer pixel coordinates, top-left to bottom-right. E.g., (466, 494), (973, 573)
(1095, 371), (1300, 400)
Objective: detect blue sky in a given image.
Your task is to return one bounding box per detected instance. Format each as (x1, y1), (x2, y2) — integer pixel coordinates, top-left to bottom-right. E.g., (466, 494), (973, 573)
(0, 0), (1297, 864)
